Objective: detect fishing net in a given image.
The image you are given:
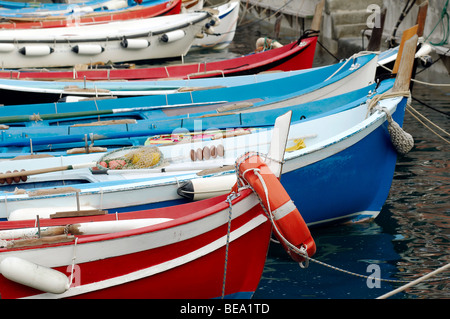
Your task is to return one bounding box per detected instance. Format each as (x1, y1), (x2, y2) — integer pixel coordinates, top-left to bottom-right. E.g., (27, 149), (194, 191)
(96, 146), (164, 170)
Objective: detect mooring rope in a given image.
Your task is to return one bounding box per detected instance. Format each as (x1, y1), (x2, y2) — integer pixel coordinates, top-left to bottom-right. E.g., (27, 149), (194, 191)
(221, 193), (235, 299)
(406, 104), (450, 144)
(377, 263), (450, 299)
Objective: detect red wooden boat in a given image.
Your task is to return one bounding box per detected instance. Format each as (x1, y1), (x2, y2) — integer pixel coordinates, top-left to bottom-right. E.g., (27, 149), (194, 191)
(0, 35), (318, 81)
(0, 151), (315, 299)
(0, 0), (182, 30)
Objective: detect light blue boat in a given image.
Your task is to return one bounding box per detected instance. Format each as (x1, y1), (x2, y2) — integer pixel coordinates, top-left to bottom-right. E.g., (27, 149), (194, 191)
(0, 52), (379, 155)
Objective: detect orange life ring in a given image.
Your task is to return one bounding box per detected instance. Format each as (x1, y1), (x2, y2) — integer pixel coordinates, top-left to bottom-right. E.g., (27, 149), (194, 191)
(235, 152), (316, 263)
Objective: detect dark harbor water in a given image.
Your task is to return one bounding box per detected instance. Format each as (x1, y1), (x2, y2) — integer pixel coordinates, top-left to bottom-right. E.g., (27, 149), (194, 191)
(182, 19), (450, 300)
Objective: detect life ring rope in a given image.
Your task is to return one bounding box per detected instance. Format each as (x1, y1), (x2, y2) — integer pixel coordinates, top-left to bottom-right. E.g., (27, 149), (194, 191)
(235, 151), (315, 267)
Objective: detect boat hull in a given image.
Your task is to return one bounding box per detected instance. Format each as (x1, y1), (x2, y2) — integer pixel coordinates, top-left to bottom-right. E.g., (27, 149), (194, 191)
(0, 12), (212, 68)
(0, 92), (407, 227)
(190, 0), (239, 50)
(0, 36), (318, 80)
(282, 100), (407, 225)
(0, 191), (272, 299)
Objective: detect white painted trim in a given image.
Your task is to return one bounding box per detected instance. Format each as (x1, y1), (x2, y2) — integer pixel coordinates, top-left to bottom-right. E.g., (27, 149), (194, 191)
(24, 214), (268, 299)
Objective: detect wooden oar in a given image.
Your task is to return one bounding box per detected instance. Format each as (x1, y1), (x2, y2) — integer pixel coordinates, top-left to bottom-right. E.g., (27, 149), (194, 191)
(0, 162), (97, 181)
(0, 101), (227, 124)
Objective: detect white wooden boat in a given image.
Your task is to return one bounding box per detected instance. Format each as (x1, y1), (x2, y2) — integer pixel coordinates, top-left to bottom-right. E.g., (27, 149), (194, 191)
(190, 0), (239, 51)
(0, 10), (216, 68)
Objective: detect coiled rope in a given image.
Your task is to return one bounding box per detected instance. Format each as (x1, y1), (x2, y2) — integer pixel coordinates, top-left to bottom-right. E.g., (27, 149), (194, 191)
(366, 91), (415, 155)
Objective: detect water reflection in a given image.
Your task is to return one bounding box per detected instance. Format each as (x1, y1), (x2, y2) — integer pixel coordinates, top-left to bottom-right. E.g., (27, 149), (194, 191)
(377, 79), (450, 298)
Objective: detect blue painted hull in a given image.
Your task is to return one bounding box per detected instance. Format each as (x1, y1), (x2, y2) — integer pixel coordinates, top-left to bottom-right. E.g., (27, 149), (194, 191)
(282, 98), (407, 225)
(0, 54), (378, 153)
(0, 80), (407, 227)
(105, 99), (406, 226)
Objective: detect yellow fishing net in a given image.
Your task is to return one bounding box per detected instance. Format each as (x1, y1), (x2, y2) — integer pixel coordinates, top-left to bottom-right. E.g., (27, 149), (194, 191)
(96, 146), (163, 170)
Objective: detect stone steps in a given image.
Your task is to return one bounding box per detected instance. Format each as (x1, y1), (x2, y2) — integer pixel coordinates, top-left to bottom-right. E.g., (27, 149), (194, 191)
(326, 0), (384, 39)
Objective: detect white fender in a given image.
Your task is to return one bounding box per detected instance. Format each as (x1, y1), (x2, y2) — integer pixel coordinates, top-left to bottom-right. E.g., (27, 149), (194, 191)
(72, 44), (104, 55)
(160, 30), (186, 43)
(19, 46), (54, 56)
(0, 256), (70, 294)
(101, 0), (128, 10)
(415, 43), (432, 58)
(177, 174), (236, 201)
(121, 39), (150, 50)
(0, 43), (14, 52)
(72, 6), (94, 14)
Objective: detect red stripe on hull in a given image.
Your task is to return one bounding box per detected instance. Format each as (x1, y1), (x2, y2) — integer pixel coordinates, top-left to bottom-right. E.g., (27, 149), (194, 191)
(0, 204), (271, 299)
(0, 37), (318, 81)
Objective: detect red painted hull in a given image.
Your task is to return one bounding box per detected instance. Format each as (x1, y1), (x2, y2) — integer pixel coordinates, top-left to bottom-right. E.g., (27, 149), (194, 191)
(0, 0), (182, 30)
(0, 190), (272, 299)
(0, 36), (318, 81)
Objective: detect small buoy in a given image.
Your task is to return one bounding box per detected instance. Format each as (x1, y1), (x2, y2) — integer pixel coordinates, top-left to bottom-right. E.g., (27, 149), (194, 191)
(12, 170), (20, 184)
(72, 44), (104, 55)
(0, 256), (70, 294)
(5, 170), (12, 185)
(216, 144), (224, 157)
(204, 24), (215, 35)
(160, 30), (186, 43)
(0, 43), (14, 52)
(190, 149), (196, 161)
(202, 146), (211, 160)
(120, 39), (150, 50)
(210, 145), (217, 158)
(19, 45), (54, 56)
(196, 148), (203, 161)
(20, 169), (27, 182)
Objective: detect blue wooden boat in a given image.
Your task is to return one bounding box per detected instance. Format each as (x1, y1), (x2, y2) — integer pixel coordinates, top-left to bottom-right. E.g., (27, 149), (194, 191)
(0, 79), (410, 227)
(0, 52), (378, 150)
(0, 71), (409, 227)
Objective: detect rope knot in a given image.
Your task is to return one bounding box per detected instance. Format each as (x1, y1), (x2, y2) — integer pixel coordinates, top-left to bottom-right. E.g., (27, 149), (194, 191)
(379, 106), (414, 155)
(30, 113), (42, 122)
(366, 91), (414, 155)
